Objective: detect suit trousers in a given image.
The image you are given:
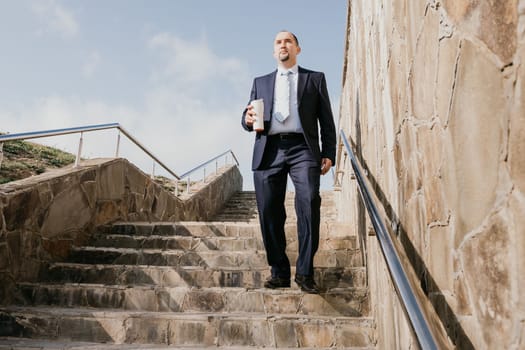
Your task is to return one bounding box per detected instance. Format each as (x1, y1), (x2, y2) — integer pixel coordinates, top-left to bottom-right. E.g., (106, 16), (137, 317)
(253, 134), (321, 279)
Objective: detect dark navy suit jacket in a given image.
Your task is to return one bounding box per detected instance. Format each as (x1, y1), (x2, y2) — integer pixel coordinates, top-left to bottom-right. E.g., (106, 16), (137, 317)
(241, 66), (336, 171)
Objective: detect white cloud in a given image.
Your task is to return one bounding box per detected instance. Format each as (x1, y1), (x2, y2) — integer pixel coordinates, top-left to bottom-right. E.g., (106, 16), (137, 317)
(82, 51), (101, 78)
(0, 32), (255, 186)
(30, 0), (79, 38)
(148, 32), (249, 89)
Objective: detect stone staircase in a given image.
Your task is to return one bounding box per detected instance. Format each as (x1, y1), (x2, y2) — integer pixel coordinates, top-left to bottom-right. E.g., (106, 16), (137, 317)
(0, 191), (375, 349)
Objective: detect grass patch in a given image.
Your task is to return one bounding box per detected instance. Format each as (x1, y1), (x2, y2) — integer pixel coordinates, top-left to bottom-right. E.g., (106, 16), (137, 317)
(0, 140), (75, 184)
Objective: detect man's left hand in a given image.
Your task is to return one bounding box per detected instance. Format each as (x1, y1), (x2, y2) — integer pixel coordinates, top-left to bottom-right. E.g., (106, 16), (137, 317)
(321, 158), (332, 175)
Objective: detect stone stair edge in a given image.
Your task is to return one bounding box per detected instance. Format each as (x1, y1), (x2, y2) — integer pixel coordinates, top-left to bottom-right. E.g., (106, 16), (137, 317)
(47, 262), (367, 271)
(0, 337), (375, 350)
(17, 282), (369, 293)
(1, 305), (374, 322)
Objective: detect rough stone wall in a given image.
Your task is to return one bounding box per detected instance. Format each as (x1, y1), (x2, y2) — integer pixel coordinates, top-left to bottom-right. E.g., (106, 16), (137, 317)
(337, 0), (525, 348)
(0, 158), (242, 304)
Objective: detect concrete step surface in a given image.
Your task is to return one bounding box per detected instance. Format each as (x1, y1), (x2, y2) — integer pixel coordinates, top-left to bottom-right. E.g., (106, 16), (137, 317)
(67, 246), (362, 269)
(102, 221), (355, 239)
(42, 263), (367, 289)
(16, 283), (369, 317)
(0, 306), (375, 348)
(89, 233), (358, 252)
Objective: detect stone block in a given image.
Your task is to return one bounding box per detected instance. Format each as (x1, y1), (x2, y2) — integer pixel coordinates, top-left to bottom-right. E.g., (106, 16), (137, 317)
(59, 315), (125, 343)
(295, 319), (334, 347)
(36, 183), (53, 210)
(454, 271), (473, 316)
(218, 318), (271, 347)
(124, 163), (148, 195)
(436, 35), (461, 124)
(94, 200), (121, 226)
(403, 194), (427, 259)
(478, 1), (517, 64)
(124, 316), (167, 344)
(122, 287), (157, 311)
(509, 46), (525, 194)
(448, 39), (505, 241)
(510, 193), (525, 318)
(168, 317), (216, 346)
(224, 290), (264, 313)
(183, 289), (225, 312)
(460, 212), (513, 349)
(263, 293), (300, 315)
(96, 161), (125, 200)
(80, 180), (96, 209)
(406, 0), (429, 62)
(41, 184), (92, 238)
(0, 243), (10, 271)
(273, 319), (298, 347)
(335, 320), (374, 347)
(428, 226), (453, 291)
(410, 6), (440, 121)
(4, 189), (41, 231)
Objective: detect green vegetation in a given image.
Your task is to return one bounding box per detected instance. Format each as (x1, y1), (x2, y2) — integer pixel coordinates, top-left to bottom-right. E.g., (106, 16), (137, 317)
(0, 140), (76, 184)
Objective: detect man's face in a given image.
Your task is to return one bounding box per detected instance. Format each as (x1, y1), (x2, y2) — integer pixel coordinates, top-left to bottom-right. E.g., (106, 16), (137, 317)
(273, 31), (300, 64)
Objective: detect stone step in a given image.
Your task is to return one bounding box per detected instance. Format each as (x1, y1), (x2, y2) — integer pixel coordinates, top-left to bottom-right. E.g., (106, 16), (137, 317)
(16, 283), (369, 317)
(90, 234), (265, 251)
(0, 337), (376, 350)
(68, 247), (268, 268)
(67, 247), (363, 269)
(42, 264), (367, 289)
(212, 208), (338, 222)
(0, 307), (375, 347)
(211, 191), (337, 222)
(102, 221), (355, 239)
(89, 234), (359, 254)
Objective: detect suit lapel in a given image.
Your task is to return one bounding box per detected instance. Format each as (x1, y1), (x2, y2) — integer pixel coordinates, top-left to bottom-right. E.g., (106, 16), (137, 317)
(297, 66), (309, 107)
(263, 71), (277, 121)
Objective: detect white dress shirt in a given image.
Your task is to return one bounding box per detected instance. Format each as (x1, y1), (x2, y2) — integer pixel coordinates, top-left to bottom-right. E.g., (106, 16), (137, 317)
(269, 65), (303, 135)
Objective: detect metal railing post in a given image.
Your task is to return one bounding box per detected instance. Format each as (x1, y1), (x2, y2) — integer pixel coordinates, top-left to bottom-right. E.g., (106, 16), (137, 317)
(74, 132), (84, 167)
(203, 168), (206, 183)
(0, 142), (4, 169)
(151, 161), (155, 179)
(115, 130), (121, 157)
(187, 177), (191, 194)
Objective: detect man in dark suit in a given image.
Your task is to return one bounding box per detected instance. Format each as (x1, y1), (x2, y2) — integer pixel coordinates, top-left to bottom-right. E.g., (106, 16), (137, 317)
(241, 30), (336, 294)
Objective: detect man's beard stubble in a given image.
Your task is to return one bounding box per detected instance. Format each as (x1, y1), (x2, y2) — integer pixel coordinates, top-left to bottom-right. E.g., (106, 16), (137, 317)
(279, 52), (290, 62)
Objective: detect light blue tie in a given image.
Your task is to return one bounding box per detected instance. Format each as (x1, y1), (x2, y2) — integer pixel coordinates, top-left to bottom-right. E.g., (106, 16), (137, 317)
(274, 71), (292, 123)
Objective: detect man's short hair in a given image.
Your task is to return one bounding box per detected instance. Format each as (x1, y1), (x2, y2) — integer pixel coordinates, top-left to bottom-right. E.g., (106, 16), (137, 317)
(278, 30), (299, 46)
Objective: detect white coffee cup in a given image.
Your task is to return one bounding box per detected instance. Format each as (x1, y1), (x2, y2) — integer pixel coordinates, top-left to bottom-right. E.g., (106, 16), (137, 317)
(250, 99), (264, 131)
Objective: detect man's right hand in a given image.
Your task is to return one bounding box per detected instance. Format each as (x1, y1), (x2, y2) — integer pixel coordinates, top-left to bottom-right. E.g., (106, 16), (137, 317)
(244, 105), (256, 127)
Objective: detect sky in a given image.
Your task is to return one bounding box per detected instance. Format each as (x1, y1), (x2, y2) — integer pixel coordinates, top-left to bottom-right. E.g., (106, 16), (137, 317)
(0, 0), (348, 190)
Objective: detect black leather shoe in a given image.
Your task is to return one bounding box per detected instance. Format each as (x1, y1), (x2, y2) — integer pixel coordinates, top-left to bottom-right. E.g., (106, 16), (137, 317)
(264, 276), (291, 289)
(295, 275), (320, 294)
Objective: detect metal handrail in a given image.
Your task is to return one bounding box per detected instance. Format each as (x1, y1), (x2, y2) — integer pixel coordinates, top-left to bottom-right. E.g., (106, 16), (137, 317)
(0, 123), (240, 194)
(339, 129), (441, 350)
(178, 149), (239, 195)
(0, 122), (180, 180)
(180, 149), (239, 179)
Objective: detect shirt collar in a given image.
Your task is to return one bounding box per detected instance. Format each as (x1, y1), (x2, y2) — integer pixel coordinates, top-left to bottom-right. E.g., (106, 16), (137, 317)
(277, 64), (298, 76)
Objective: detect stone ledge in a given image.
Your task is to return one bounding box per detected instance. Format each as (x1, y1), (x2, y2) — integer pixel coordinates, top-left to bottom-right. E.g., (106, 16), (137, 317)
(0, 158), (242, 305)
